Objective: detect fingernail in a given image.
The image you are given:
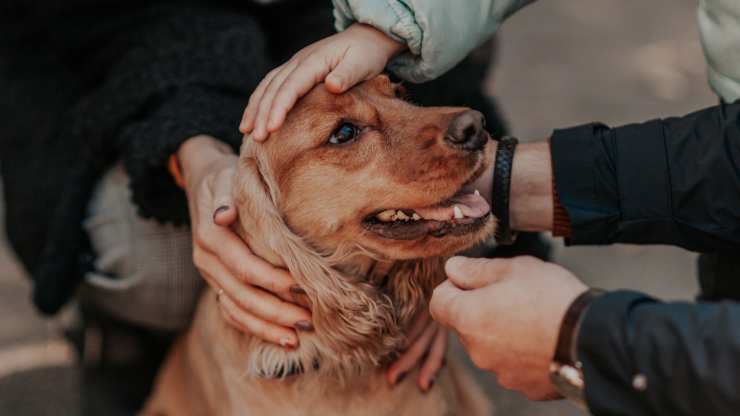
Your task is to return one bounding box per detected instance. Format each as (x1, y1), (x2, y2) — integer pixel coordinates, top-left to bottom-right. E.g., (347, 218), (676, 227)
(290, 285), (307, 295)
(294, 320), (313, 331)
(425, 378), (435, 392)
(280, 337), (297, 349)
(213, 205), (229, 222)
(395, 372), (407, 385)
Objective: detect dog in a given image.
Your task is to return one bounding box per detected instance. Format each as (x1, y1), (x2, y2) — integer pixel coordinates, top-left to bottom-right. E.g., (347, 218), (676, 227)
(143, 75), (497, 416)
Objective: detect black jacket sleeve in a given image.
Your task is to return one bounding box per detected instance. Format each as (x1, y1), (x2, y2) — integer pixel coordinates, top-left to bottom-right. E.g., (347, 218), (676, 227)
(550, 101), (740, 253)
(107, 6), (270, 224)
(578, 291), (740, 415)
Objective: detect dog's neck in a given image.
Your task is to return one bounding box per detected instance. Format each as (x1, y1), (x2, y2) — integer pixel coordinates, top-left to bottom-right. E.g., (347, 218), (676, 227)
(241, 227), (396, 289)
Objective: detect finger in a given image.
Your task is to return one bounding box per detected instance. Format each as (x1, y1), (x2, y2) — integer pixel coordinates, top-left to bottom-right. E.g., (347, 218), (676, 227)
(325, 50), (374, 94)
(266, 57), (333, 131)
(418, 328), (448, 392)
(218, 291), (298, 348)
(403, 308), (431, 348)
(386, 321), (438, 385)
(240, 67), (280, 134)
(253, 61), (299, 141)
(199, 253), (311, 327)
(212, 169), (238, 226)
(197, 224), (298, 301)
(429, 280), (464, 328)
(444, 256), (510, 290)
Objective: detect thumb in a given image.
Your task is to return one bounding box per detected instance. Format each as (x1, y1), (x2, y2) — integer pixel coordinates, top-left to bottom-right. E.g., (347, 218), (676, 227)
(444, 256), (510, 290)
(429, 280), (464, 328)
(325, 54), (375, 94)
(212, 168), (238, 227)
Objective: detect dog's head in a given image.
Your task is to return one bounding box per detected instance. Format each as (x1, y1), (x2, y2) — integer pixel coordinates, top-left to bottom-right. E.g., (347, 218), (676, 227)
(234, 75), (496, 378)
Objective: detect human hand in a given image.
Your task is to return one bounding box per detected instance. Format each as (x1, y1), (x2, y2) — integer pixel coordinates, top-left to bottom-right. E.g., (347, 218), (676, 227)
(430, 256), (587, 400)
(387, 307), (448, 392)
(240, 23), (405, 141)
(178, 135), (312, 348)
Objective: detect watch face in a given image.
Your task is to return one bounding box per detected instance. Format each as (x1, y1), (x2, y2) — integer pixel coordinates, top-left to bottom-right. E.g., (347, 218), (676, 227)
(550, 363), (587, 408)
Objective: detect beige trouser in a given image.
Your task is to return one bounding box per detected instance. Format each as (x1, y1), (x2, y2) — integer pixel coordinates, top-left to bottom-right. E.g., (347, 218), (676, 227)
(79, 164), (204, 332)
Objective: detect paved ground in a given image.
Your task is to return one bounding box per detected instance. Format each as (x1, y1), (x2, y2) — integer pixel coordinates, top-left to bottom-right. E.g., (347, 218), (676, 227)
(0, 0), (717, 414)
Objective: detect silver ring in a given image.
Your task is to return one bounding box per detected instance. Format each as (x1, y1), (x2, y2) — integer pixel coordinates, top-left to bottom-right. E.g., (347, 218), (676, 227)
(216, 288), (224, 302)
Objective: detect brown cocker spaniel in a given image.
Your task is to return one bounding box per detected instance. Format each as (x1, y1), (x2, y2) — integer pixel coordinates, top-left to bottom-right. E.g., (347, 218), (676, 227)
(144, 75), (496, 416)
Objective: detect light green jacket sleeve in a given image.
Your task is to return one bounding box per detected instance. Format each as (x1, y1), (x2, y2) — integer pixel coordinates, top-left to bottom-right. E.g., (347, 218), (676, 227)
(332, 0), (535, 83)
(698, 0), (740, 103)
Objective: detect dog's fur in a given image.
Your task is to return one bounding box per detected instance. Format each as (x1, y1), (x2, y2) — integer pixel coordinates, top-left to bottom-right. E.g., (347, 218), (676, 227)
(143, 75), (497, 416)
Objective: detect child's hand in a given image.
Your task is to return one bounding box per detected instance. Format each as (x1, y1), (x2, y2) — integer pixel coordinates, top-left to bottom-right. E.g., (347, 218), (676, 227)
(240, 23), (405, 141)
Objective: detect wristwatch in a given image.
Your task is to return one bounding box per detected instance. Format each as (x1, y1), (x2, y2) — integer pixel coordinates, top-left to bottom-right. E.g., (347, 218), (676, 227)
(549, 288), (605, 407)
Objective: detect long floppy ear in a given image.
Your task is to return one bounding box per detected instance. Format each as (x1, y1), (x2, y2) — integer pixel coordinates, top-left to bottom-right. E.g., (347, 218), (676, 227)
(233, 146), (404, 372)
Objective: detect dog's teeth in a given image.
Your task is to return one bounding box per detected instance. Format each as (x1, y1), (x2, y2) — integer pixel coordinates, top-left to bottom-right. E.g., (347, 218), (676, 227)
(453, 205), (464, 219)
(376, 210), (396, 222)
(474, 189), (481, 196)
(412, 213), (421, 221)
(396, 210), (409, 221)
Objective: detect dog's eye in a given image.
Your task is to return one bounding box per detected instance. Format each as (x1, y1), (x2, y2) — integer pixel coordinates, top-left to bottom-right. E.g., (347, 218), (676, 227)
(328, 122), (360, 145)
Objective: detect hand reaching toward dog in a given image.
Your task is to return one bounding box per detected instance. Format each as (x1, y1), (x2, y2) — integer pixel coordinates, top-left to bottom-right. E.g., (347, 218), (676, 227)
(431, 256), (587, 400)
(179, 135), (312, 348)
(240, 23), (405, 141)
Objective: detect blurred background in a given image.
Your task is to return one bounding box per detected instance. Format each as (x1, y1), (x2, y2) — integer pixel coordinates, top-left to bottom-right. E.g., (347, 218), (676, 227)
(0, 0), (716, 414)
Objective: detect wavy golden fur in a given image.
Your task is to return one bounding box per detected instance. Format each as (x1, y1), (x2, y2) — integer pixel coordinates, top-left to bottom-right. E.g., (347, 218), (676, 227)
(144, 75), (496, 416)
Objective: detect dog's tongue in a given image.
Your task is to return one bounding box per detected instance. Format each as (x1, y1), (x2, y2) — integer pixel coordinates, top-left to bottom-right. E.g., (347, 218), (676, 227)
(414, 191), (490, 221)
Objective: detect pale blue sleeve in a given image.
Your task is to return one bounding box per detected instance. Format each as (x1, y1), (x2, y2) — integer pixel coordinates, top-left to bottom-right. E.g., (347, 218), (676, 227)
(332, 0), (535, 83)
(698, 0), (740, 103)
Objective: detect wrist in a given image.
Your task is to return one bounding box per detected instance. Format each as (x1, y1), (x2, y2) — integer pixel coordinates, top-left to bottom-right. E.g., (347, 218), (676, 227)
(177, 135), (234, 186)
(509, 141), (554, 232)
(349, 23), (406, 59)
(549, 288), (605, 404)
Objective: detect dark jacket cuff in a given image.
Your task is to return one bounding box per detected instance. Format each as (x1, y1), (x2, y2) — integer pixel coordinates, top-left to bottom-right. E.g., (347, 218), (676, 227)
(121, 86), (245, 225)
(551, 122), (673, 246)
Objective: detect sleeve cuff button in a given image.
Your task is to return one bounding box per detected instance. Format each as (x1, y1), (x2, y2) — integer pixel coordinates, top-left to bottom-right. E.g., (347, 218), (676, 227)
(632, 374), (648, 391)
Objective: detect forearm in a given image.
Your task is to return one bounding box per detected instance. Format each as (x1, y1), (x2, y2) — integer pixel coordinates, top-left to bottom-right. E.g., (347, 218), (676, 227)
(577, 292), (740, 415)
(550, 102), (740, 252)
(480, 102), (740, 251)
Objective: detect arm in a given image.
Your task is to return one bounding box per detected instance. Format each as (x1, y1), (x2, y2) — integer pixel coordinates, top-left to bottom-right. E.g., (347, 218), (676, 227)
(578, 291), (740, 415)
(550, 101), (740, 252)
(332, 0), (535, 83)
(474, 101), (740, 252)
(242, 0), (536, 140)
(431, 254), (740, 415)
(697, 0), (740, 103)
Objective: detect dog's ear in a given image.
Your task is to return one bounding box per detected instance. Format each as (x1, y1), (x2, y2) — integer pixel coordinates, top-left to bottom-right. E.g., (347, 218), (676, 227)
(233, 151), (404, 372)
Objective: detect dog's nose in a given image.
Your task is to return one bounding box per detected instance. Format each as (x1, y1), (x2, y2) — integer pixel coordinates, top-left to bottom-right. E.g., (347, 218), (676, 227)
(444, 110), (488, 151)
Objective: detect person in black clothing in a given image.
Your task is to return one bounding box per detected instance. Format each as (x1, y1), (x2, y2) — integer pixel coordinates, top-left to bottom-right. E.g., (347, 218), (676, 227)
(430, 100), (740, 415)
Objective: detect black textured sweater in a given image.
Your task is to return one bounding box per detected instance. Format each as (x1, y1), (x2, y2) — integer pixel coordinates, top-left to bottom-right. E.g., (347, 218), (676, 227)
(0, 0), (508, 315)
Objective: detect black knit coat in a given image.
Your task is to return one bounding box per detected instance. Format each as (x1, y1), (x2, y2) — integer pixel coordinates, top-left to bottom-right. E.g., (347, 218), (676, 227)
(0, 0), (508, 315)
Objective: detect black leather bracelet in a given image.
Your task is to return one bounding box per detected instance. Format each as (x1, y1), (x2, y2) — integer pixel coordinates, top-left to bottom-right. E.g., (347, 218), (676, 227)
(491, 136), (519, 245)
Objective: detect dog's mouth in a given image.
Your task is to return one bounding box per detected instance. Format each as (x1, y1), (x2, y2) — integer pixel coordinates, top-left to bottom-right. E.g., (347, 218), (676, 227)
(362, 172), (491, 241)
